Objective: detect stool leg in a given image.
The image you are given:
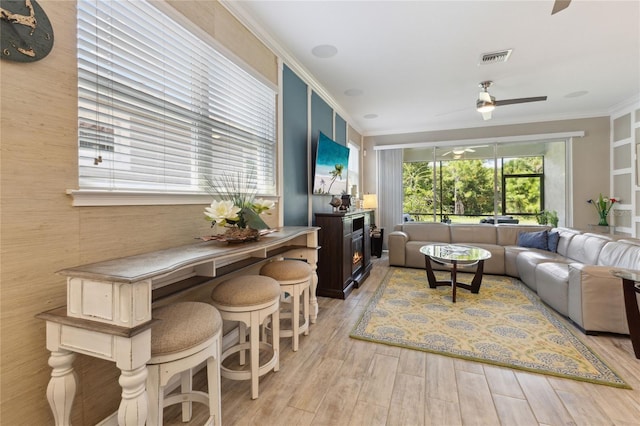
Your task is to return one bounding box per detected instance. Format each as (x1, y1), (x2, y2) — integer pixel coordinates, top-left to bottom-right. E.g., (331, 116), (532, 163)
(207, 354), (222, 426)
(250, 312), (260, 399)
(146, 365), (162, 426)
(238, 321), (247, 366)
(292, 286), (300, 351)
(303, 284), (310, 336)
(273, 306), (280, 372)
(180, 369), (192, 422)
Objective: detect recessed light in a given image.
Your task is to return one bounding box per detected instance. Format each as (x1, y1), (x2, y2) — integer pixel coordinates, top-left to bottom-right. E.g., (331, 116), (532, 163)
(344, 88), (363, 97)
(364, 114), (378, 119)
(311, 44), (338, 58)
(565, 90), (589, 98)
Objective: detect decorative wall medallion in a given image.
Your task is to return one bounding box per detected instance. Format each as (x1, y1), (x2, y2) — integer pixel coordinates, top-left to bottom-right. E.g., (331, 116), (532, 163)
(1, 0), (54, 62)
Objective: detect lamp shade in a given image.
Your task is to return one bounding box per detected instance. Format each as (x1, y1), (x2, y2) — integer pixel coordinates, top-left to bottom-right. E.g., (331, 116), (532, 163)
(363, 194), (378, 209)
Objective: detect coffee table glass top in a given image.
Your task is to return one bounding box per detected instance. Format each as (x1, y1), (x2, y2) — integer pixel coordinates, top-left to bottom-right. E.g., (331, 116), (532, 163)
(420, 244), (492, 264)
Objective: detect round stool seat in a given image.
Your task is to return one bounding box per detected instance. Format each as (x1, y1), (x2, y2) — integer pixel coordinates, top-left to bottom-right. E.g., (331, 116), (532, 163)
(260, 259), (312, 283)
(210, 275), (280, 399)
(147, 301), (223, 425)
(211, 275), (281, 308)
(260, 260), (312, 352)
(150, 301), (222, 362)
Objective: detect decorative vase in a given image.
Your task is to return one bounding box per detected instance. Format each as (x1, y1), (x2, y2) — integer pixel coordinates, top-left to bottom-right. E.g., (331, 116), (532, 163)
(598, 213), (609, 227)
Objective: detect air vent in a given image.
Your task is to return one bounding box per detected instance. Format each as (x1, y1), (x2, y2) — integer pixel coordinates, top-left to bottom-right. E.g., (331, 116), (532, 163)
(480, 49), (513, 65)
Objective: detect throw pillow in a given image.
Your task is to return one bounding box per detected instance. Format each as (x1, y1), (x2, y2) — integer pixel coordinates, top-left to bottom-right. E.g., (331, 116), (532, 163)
(547, 231), (560, 253)
(517, 230), (549, 250)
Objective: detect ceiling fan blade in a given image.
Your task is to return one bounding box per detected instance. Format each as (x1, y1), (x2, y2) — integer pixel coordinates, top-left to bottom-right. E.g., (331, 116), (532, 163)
(494, 96), (547, 106)
(551, 0), (571, 15)
(481, 111), (492, 121)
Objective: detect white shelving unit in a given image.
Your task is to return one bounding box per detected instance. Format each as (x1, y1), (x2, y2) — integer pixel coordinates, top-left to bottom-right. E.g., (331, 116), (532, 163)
(610, 100), (640, 238)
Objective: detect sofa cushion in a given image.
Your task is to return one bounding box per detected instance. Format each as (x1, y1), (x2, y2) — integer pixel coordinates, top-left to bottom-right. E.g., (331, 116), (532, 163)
(504, 246), (530, 277)
(515, 250), (570, 291)
(535, 262), (570, 316)
(401, 222), (451, 243)
(461, 243), (505, 275)
(405, 241), (436, 268)
(554, 228), (581, 257)
(450, 224), (496, 244)
(517, 230), (549, 250)
(597, 240), (640, 269)
(565, 233), (612, 264)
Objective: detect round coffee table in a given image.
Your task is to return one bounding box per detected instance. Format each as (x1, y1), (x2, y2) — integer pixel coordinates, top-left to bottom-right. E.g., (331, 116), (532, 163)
(419, 244), (492, 303)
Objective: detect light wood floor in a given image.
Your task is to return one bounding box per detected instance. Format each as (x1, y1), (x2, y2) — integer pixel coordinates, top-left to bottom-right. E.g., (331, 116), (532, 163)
(165, 254), (640, 426)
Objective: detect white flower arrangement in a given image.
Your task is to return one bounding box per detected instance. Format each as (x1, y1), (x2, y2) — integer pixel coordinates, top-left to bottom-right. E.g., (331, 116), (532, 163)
(203, 172), (274, 231)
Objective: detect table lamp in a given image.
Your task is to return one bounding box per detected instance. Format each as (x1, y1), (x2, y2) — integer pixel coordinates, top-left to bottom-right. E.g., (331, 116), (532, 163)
(363, 193), (378, 227)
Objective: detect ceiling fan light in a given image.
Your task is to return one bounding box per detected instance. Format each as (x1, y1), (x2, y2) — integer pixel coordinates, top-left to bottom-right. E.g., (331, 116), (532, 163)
(452, 149), (466, 155)
(476, 100), (495, 113)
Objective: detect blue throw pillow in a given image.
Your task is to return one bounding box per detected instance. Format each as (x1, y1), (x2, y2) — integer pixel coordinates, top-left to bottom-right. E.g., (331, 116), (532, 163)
(517, 230), (549, 250)
(547, 231), (560, 253)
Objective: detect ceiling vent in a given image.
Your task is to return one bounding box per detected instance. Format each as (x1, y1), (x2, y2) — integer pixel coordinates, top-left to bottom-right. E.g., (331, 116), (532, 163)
(479, 49), (512, 65)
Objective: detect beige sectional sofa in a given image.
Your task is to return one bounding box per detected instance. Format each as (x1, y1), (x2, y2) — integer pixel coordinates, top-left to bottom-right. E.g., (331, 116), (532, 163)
(388, 222), (640, 335)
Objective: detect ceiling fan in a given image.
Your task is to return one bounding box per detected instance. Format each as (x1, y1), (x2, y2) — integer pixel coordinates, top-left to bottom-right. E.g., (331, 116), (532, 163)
(441, 146), (486, 158)
(476, 81), (547, 121)
(551, 0), (571, 15)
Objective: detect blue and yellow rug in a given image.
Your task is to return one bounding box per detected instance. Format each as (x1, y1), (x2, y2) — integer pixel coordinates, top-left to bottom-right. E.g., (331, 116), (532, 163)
(351, 267), (630, 388)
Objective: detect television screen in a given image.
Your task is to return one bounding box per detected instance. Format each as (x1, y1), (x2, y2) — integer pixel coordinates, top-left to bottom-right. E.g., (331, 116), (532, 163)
(313, 132), (350, 195)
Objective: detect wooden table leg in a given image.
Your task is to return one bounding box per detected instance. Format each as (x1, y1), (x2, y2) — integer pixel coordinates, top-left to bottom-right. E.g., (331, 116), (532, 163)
(424, 256), (464, 302)
(115, 332), (151, 426)
(46, 349), (77, 426)
(622, 278), (640, 359)
(470, 259), (485, 294)
(424, 255), (438, 288)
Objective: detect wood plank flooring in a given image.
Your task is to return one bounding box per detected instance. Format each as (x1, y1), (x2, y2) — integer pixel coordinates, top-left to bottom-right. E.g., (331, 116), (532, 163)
(165, 255), (640, 425)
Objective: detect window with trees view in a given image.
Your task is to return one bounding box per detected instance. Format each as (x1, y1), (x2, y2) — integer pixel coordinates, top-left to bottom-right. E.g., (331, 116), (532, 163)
(402, 141), (565, 225)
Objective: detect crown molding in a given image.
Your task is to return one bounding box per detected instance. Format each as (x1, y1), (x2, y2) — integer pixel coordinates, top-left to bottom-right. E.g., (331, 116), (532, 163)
(220, 1), (364, 135)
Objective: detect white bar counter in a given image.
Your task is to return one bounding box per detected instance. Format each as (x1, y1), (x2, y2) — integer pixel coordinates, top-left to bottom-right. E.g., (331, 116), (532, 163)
(37, 226), (319, 425)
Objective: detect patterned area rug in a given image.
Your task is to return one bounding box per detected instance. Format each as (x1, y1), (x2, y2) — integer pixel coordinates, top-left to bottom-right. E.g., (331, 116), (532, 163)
(351, 268), (630, 388)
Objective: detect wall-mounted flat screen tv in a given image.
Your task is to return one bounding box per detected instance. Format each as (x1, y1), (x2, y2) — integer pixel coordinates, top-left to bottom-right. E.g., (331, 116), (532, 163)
(313, 132), (350, 195)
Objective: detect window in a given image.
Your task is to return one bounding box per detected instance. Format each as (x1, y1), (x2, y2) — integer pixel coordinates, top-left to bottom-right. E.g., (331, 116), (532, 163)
(502, 157), (544, 216)
(77, 0), (276, 197)
(402, 140), (565, 224)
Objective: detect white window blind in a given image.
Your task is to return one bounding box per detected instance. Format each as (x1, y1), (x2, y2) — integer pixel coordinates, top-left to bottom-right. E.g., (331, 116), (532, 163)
(77, 0), (276, 195)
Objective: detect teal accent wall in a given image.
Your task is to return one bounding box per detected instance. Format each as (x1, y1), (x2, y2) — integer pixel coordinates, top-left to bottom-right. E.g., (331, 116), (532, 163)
(311, 91), (335, 220)
(335, 114), (347, 145)
(311, 91), (334, 156)
(282, 70), (345, 225)
(282, 65), (309, 226)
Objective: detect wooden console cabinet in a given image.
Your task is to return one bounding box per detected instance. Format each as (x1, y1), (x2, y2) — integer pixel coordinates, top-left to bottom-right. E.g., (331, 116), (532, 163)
(315, 210), (373, 299)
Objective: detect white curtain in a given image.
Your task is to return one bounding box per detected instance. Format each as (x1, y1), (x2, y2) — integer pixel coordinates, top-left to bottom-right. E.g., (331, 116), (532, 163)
(377, 149), (404, 249)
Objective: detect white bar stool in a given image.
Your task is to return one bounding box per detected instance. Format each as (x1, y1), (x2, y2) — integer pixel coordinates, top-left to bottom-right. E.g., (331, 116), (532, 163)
(147, 301), (222, 426)
(210, 275), (280, 399)
(260, 259), (312, 351)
